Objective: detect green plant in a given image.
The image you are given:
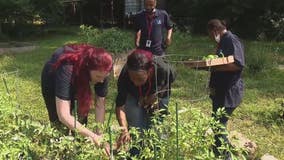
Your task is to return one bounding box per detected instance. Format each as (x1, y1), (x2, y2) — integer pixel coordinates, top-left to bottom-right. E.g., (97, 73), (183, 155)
(202, 54), (218, 60)
(275, 98), (284, 119)
(80, 25), (133, 54)
(112, 106), (245, 159)
(0, 92), (108, 159)
(245, 42), (278, 74)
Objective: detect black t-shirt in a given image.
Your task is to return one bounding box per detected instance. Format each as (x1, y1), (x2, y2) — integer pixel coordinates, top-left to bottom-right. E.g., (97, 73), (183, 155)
(135, 9), (173, 55)
(43, 46), (108, 101)
(116, 57), (176, 107)
(209, 31), (245, 108)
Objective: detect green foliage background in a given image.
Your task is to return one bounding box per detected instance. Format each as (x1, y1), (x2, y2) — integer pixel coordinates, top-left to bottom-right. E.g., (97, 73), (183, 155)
(167, 0), (284, 40)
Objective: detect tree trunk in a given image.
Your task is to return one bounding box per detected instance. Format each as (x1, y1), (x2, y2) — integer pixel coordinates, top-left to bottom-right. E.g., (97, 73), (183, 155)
(79, 2), (83, 24)
(99, 0), (103, 28)
(111, 0), (114, 25)
(0, 23), (2, 36)
(0, 19), (3, 36)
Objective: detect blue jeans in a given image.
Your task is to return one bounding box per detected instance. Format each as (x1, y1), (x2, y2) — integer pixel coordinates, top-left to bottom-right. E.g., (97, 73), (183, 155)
(125, 94), (169, 130)
(124, 94), (169, 157)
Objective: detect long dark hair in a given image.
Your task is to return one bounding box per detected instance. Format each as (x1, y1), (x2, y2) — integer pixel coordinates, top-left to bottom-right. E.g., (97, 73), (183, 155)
(53, 44), (113, 116)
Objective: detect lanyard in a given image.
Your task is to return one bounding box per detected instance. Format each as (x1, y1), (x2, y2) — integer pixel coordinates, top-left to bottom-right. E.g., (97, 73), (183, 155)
(146, 14), (154, 39)
(138, 80), (152, 98)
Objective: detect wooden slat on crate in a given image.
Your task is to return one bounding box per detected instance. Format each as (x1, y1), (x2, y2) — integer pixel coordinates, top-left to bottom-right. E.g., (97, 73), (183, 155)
(184, 55), (234, 68)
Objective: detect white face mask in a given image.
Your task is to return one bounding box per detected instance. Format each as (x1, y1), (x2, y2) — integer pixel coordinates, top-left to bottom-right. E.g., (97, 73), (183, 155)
(214, 34), (221, 43)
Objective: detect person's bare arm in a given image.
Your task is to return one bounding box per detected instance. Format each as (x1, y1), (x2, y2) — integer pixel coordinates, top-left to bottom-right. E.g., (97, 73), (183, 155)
(211, 63), (241, 72)
(56, 97), (101, 145)
(95, 96), (106, 123)
(165, 28), (173, 46)
(116, 105), (131, 147)
(135, 30), (141, 47)
(116, 106), (128, 132)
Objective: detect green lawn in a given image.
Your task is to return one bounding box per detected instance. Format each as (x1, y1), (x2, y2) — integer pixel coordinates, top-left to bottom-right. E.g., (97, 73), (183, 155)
(0, 27), (283, 159)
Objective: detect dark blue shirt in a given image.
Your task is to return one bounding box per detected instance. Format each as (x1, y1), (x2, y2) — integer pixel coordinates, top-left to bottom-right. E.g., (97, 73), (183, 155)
(41, 46), (109, 121)
(209, 31), (245, 108)
(116, 58), (176, 107)
(135, 9), (173, 55)
(45, 46), (109, 99)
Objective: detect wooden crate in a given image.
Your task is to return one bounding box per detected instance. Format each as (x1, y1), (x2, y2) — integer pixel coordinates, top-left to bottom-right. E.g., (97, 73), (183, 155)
(184, 55), (234, 68)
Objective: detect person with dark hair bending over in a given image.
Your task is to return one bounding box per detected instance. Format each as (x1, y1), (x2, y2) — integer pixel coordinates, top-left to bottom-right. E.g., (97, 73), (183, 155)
(41, 44), (113, 155)
(115, 49), (175, 156)
(207, 19), (245, 159)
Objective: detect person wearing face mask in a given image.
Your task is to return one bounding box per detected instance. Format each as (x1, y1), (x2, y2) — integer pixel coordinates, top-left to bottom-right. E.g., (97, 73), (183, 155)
(115, 49), (175, 156)
(41, 44), (113, 156)
(207, 19), (245, 160)
(134, 0), (173, 56)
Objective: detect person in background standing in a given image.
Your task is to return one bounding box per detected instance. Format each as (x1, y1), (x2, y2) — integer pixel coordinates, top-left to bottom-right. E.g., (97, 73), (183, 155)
(134, 0), (173, 56)
(207, 19), (245, 160)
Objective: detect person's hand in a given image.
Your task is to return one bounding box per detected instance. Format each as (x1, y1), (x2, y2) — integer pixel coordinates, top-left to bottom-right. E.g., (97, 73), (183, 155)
(116, 130), (131, 149)
(144, 94), (157, 106)
(90, 133), (102, 146)
(135, 41), (140, 48)
(119, 131), (131, 144)
(91, 133), (111, 157)
(165, 37), (172, 46)
(103, 142), (111, 157)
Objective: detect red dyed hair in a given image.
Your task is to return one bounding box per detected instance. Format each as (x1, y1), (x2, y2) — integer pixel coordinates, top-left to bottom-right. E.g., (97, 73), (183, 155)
(53, 44), (113, 116)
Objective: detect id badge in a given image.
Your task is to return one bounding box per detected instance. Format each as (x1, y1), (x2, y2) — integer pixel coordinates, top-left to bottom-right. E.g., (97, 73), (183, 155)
(146, 40), (152, 48)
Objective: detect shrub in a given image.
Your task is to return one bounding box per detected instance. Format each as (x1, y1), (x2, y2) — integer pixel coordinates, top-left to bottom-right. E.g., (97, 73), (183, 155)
(80, 25), (133, 54)
(0, 93), (107, 159)
(275, 98), (284, 119)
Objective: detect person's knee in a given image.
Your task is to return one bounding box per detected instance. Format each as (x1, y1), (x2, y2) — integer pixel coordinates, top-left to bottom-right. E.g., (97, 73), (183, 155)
(125, 101), (148, 128)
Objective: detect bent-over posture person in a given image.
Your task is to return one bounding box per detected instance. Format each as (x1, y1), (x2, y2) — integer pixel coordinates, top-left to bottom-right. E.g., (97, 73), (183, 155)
(41, 44), (113, 155)
(115, 49), (175, 156)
